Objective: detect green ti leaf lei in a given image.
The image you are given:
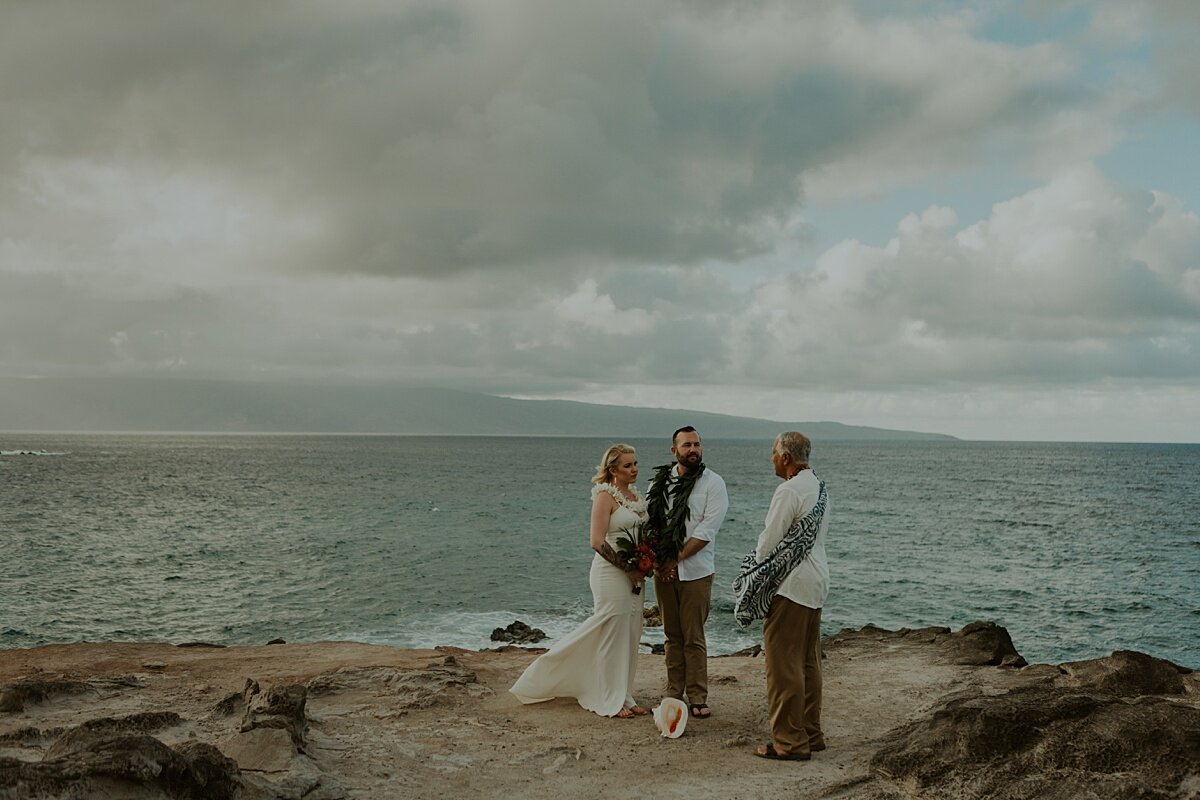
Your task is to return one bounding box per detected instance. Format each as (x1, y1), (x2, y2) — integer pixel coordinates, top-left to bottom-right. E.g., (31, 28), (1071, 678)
(644, 461), (707, 562)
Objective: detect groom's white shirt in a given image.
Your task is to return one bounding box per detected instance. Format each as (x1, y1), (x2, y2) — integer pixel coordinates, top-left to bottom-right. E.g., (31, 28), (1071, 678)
(672, 465), (729, 582)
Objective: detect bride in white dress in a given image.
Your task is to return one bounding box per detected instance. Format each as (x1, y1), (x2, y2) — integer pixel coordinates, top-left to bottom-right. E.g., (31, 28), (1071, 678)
(510, 444), (650, 718)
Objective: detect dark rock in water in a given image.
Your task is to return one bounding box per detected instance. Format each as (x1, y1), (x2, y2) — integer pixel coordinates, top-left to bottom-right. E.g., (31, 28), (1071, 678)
(1056, 649), (1189, 696)
(643, 605), (662, 627)
(0, 679), (92, 713)
(266, 638), (286, 645)
(490, 620), (547, 644)
(869, 653), (1200, 800)
(0, 733), (240, 800)
(175, 642), (226, 648)
(240, 684), (307, 750)
(645, 642), (666, 655)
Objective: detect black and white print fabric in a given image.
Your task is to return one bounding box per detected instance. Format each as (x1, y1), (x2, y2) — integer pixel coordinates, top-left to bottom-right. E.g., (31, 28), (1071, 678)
(732, 481), (827, 628)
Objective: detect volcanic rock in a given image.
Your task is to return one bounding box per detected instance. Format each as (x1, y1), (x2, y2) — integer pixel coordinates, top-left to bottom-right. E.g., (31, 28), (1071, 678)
(1056, 649), (1190, 696)
(0, 679), (92, 713)
(45, 712), (183, 758)
(939, 620), (1027, 667)
(869, 658), (1200, 799)
(240, 684), (307, 750)
(827, 621), (1027, 667)
(0, 733), (240, 800)
(490, 620), (547, 644)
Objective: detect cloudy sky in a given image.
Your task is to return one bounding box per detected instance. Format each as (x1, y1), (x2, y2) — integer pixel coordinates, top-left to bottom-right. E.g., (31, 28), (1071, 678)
(3, 1), (1198, 441)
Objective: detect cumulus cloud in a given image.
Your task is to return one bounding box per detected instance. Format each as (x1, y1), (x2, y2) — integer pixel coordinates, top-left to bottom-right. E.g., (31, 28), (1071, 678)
(726, 166), (1199, 388)
(2, 0), (1090, 281)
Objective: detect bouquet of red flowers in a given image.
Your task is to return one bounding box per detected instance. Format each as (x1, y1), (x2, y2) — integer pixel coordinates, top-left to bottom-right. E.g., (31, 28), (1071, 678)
(615, 523), (659, 595)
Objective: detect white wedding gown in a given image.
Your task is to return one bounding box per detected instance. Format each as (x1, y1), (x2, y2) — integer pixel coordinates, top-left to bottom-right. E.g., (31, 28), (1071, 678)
(510, 495), (645, 717)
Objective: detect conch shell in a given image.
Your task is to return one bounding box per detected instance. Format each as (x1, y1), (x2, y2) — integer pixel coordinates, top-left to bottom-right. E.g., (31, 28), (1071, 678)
(653, 697), (688, 738)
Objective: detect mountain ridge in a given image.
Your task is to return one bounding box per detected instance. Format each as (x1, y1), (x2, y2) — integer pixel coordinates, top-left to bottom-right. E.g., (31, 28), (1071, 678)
(0, 377), (956, 440)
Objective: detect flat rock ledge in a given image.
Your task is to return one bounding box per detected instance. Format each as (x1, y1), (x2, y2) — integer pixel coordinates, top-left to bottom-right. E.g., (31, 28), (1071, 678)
(1, 624), (1195, 800)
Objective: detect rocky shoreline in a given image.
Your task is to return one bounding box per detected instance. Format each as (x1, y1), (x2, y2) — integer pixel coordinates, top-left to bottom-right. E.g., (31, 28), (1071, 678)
(1, 622), (1197, 799)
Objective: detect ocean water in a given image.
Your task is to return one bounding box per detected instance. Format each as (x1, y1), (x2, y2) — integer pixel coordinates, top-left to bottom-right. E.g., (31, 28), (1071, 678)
(2, 434), (1197, 668)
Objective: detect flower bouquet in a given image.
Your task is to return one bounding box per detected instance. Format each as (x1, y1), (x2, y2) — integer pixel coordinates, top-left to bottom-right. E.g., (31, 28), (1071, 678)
(615, 522), (659, 595)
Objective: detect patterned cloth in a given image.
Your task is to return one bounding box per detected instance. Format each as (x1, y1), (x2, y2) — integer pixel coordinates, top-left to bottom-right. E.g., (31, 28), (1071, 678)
(732, 481), (828, 628)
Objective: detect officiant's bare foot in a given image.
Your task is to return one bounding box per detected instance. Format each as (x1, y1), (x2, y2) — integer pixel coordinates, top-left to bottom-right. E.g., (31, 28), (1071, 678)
(615, 708), (636, 718)
(629, 705), (649, 716)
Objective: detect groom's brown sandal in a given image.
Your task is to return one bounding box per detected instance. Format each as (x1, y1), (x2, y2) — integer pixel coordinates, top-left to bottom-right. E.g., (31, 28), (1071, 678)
(755, 744), (810, 761)
(689, 704), (711, 718)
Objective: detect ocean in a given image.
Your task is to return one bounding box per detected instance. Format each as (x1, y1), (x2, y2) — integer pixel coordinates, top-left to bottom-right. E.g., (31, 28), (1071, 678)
(2, 434), (1197, 668)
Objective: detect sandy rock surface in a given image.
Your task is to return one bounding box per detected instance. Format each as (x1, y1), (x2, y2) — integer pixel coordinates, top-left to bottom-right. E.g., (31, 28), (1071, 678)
(1, 626), (1196, 799)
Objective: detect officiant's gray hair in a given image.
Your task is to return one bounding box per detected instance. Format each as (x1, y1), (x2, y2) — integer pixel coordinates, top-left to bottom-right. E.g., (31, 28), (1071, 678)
(593, 443), (636, 484)
(775, 432), (811, 464)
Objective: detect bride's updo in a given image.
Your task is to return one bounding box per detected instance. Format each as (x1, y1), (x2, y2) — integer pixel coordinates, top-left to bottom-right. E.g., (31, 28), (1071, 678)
(592, 443), (636, 485)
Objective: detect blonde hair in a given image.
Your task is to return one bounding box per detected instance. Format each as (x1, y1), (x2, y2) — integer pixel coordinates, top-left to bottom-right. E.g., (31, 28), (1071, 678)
(592, 443), (636, 484)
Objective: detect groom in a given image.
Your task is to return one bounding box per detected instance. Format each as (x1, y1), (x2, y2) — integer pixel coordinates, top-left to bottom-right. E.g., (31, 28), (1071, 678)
(648, 426), (728, 719)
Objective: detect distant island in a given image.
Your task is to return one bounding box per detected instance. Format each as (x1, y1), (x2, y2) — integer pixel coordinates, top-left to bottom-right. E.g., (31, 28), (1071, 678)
(0, 377), (955, 440)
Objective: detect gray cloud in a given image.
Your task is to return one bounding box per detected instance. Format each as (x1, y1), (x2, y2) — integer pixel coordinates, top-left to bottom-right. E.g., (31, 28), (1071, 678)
(3, 0), (1089, 280)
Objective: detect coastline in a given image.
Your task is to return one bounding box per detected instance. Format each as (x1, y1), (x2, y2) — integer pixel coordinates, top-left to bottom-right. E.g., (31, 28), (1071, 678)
(2, 623), (1197, 800)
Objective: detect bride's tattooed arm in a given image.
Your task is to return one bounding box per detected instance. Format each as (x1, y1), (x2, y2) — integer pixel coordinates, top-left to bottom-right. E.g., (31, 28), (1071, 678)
(594, 541), (624, 570)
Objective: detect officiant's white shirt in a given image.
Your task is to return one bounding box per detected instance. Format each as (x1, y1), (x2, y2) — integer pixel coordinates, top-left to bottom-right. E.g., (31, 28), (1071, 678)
(755, 469), (830, 609)
(672, 466), (728, 582)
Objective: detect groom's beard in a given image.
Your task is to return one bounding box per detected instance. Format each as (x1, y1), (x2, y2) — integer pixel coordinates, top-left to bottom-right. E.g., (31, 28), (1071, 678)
(677, 452), (702, 468)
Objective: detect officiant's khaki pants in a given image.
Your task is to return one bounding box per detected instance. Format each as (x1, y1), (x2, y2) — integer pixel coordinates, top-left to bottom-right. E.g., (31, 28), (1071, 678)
(763, 596), (824, 756)
(654, 574), (713, 705)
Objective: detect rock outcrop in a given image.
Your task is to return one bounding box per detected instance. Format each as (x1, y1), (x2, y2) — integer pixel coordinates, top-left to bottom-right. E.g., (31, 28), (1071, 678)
(1056, 649), (1190, 696)
(862, 647), (1200, 800)
(240, 683), (308, 750)
(0, 678), (93, 713)
(0, 732), (239, 800)
(827, 621), (1027, 667)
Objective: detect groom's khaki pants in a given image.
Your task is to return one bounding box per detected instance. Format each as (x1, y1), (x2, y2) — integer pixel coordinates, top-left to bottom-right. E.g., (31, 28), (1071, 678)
(763, 595), (824, 756)
(654, 574), (713, 705)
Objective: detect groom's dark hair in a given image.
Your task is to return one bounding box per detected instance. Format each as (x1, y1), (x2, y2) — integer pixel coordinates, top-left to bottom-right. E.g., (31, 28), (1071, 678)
(672, 425), (698, 445)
